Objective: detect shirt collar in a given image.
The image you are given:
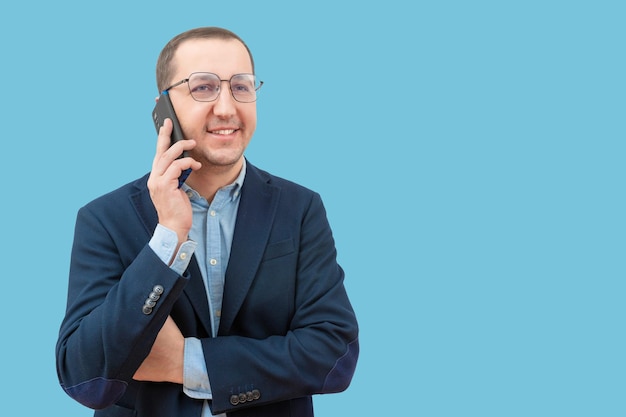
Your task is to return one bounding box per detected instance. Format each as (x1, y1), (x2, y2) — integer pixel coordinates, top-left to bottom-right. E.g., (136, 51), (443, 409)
(232, 157), (247, 198)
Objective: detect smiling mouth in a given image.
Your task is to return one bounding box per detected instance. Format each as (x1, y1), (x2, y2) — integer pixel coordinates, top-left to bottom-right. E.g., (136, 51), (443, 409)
(209, 129), (237, 135)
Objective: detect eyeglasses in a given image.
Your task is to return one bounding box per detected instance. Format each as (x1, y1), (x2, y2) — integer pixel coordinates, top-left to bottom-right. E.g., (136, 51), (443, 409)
(163, 72), (263, 103)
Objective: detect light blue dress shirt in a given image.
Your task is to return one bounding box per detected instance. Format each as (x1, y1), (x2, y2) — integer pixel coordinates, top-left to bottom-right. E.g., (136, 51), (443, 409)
(148, 160), (246, 417)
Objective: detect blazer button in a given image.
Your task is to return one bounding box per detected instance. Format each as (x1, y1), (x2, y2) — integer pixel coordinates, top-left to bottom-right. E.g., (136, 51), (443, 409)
(238, 393), (247, 403)
(230, 395), (239, 406)
(252, 389), (260, 400)
(142, 305), (153, 315)
(153, 285), (164, 295)
(148, 291), (160, 301)
(145, 298), (156, 308)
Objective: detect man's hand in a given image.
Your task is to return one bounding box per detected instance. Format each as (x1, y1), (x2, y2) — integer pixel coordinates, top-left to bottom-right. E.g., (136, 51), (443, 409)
(147, 118), (201, 243)
(133, 316), (185, 384)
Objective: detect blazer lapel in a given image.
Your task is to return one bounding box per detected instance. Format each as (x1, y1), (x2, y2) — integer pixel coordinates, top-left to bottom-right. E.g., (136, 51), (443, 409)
(129, 175), (158, 236)
(219, 163), (280, 334)
(182, 257), (212, 336)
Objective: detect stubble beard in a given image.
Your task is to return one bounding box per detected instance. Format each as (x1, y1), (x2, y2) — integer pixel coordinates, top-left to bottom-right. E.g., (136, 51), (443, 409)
(198, 145), (245, 172)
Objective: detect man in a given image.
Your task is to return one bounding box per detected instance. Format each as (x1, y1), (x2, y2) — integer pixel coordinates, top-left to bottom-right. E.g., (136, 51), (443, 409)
(56, 27), (359, 417)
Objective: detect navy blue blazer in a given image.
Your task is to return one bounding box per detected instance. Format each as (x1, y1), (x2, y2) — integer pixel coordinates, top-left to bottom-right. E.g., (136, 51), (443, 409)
(56, 160), (359, 417)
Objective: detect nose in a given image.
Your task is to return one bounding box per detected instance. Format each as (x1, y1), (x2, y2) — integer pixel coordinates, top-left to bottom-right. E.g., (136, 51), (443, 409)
(212, 81), (237, 118)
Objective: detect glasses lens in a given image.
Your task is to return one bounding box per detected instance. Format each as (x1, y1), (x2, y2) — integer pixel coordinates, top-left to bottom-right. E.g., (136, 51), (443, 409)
(188, 73), (221, 101)
(230, 74), (259, 102)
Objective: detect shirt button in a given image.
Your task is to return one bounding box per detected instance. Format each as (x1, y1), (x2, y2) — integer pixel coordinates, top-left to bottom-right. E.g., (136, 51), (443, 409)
(186, 191), (194, 198)
(210, 210), (216, 217)
(210, 258), (217, 266)
(180, 252), (187, 260)
(215, 310), (221, 317)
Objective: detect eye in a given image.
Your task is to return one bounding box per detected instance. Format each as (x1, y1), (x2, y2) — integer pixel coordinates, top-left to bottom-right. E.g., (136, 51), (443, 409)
(191, 82), (219, 93)
(231, 83), (252, 93)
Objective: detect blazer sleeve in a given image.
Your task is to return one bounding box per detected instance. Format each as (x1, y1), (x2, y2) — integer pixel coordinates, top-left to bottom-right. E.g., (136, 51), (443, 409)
(55, 200), (190, 410)
(203, 191), (359, 415)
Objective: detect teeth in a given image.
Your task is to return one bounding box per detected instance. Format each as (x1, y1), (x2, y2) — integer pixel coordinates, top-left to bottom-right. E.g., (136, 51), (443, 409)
(211, 129), (235, 135)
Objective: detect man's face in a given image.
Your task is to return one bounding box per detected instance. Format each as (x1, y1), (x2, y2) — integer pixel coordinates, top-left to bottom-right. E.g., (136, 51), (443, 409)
(167, 38), (257, 169)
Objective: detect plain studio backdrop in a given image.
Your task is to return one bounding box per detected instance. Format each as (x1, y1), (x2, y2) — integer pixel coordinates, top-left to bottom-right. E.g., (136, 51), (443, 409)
(1, 1), (624, 415)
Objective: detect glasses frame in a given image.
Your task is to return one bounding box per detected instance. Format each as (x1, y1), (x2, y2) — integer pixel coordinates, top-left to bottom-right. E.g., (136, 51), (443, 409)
(163, 72), (263, 103)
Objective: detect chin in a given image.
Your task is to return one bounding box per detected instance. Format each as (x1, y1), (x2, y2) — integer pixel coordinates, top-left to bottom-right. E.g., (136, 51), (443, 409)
(205, 150), (244, 167)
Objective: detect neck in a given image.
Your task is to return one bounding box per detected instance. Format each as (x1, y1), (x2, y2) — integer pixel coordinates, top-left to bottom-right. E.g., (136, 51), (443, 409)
(186, 158), (243, 203)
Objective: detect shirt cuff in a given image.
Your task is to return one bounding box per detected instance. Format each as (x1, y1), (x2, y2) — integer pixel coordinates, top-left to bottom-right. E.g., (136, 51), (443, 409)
(149, 224), (197, 275)
(183, 337), (213, 399)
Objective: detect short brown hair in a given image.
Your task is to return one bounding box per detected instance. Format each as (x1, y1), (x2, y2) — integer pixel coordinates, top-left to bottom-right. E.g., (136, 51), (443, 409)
(156, 27), (255, 92)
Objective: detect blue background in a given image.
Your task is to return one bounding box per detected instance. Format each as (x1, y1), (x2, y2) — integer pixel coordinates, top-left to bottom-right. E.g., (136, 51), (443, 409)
(1, 1), (624, 415)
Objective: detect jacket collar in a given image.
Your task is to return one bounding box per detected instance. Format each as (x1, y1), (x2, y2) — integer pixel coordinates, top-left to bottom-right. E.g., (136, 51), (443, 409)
(219, 162), (280, 334)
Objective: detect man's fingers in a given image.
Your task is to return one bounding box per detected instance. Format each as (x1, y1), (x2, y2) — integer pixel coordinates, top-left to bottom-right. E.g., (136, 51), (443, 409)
(155, 118), (174, 154)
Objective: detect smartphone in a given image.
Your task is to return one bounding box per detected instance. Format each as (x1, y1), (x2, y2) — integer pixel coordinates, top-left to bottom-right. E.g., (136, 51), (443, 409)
(152, 91), (191, 187)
